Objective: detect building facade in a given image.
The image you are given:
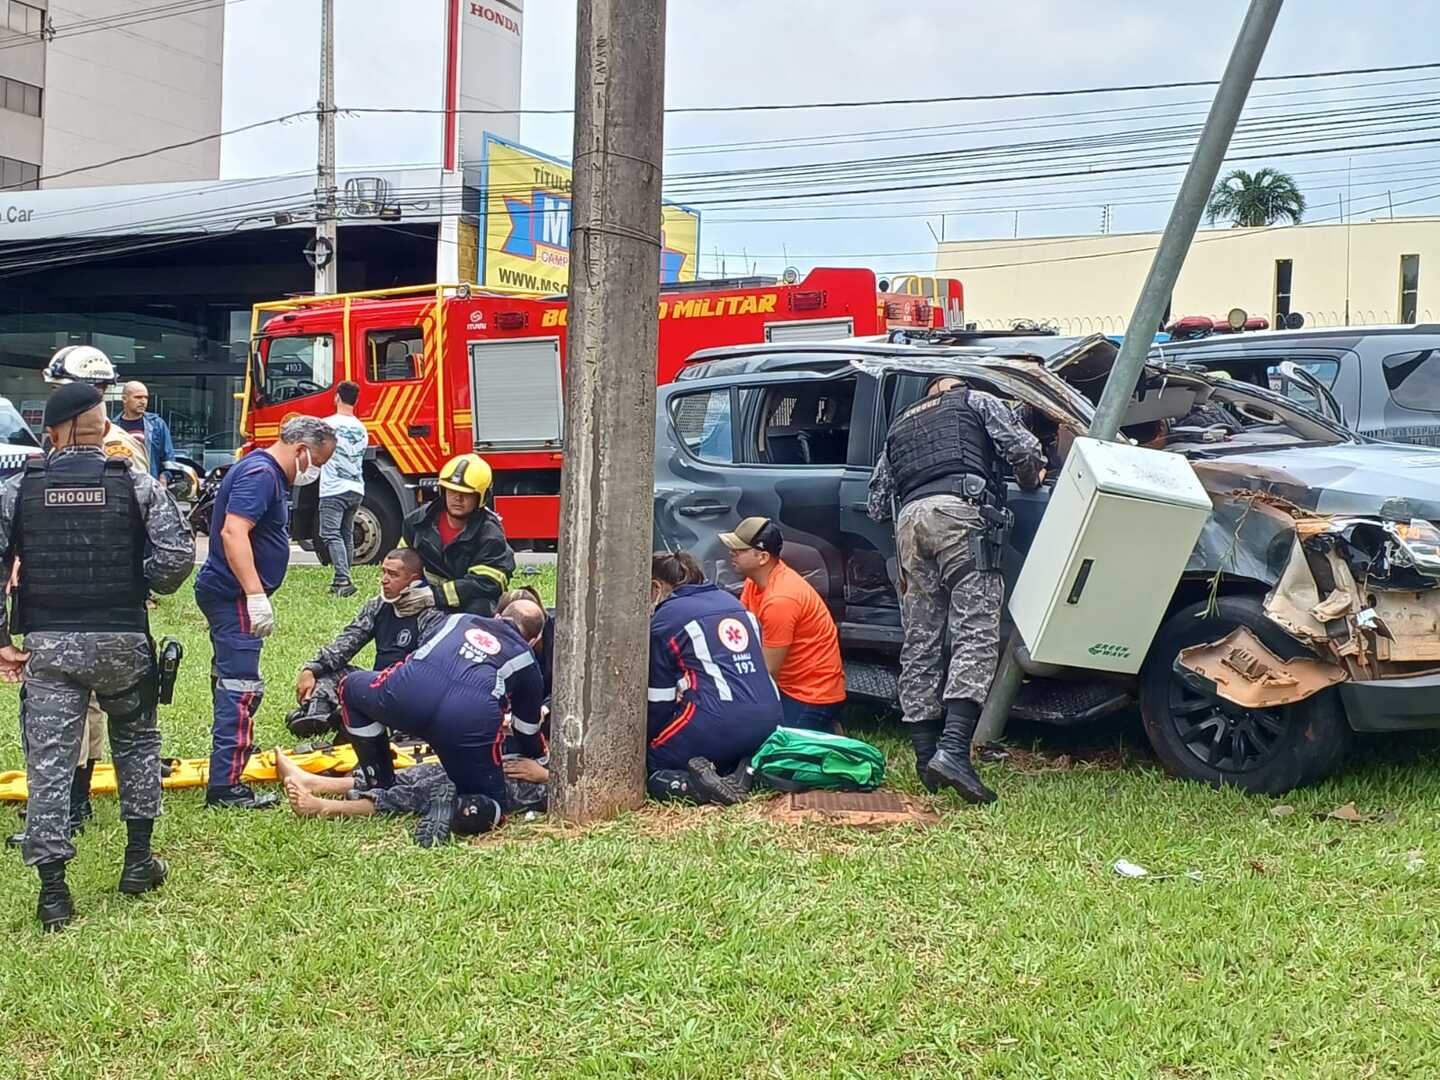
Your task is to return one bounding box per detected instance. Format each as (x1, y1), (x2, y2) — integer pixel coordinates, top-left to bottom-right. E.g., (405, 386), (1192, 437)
(0, 0), (225, 191)
(936, 217), (1440, 335)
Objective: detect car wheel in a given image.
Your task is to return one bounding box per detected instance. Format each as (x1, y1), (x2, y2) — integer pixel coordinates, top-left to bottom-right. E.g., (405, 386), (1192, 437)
(1139, 595), (1351, 795)
(353, 488), (402, 566)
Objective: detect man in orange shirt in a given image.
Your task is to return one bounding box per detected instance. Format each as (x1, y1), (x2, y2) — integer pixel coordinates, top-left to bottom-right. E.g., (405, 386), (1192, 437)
(721, 517), (847, 733)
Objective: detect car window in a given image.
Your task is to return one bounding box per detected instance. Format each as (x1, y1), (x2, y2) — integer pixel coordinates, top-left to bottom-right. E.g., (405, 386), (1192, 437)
(366, 327), (425, 382)
(1383, 349), (1440, 411)
(669, 388), (733, 463)
(1264, 358), (1340, 412)
(743, 377), (856, 465)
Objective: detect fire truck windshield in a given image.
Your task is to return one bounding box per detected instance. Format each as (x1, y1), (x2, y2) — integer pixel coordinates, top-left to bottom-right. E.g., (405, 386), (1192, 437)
(257, 333), (335, 406)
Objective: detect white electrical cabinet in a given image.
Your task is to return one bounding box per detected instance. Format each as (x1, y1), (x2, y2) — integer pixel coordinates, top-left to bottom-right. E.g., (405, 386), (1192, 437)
(1007, 437), (1213, 673)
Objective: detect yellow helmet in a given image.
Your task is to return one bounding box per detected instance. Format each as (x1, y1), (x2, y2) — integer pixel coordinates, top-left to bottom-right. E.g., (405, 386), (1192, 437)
(437, 453), (493, 497)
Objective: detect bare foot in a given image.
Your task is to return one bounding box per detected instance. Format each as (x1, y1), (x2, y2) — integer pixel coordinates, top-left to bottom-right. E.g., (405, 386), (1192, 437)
(274, 748), (315, 792)
(284, 777), (330, 818)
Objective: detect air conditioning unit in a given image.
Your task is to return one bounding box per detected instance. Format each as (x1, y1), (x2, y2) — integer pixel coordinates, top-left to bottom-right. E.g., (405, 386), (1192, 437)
(1007, 437), (1212, 673)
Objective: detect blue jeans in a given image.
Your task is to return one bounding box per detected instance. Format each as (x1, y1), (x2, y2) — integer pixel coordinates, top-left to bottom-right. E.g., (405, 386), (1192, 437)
(198, 590), (265, 789)
(319, 491), (362, 585)
(780, 692), (843, 734)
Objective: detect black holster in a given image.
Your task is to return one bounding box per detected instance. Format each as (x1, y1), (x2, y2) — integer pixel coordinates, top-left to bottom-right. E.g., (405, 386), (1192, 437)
(976, 505), (1013, 573)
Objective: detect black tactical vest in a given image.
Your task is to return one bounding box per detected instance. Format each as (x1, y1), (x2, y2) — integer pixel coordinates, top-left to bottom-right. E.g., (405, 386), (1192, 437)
(13, 453), (147, 633)
(885, 388), (998, 506)
(374, 604), (422, 669)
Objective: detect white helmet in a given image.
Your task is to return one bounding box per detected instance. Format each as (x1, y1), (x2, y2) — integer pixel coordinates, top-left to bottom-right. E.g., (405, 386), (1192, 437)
(44, 345), (116, 388)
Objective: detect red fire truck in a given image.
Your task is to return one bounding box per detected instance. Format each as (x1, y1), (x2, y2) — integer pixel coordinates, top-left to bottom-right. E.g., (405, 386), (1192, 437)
(239, 268), (963, 560)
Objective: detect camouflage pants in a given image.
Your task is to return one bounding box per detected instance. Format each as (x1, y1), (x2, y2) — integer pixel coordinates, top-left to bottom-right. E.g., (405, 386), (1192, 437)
(352, 761), (547, 816)
(20, 632), (160, 867)
(895, 495), (1004, 722)
(80, 695), (106, 765)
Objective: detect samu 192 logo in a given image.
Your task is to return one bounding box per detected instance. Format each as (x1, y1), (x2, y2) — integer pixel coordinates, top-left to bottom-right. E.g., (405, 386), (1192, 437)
(1088, 642), (1131, 659)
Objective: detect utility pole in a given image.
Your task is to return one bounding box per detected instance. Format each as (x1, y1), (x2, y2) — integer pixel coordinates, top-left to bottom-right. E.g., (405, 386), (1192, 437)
(976, 0), (1285, 746)
(313, 0), (338, 295)
(548, 0), (667, 824)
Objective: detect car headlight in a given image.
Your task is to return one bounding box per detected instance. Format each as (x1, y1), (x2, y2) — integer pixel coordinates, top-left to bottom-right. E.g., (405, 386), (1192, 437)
(1390, 519), (1440, 576)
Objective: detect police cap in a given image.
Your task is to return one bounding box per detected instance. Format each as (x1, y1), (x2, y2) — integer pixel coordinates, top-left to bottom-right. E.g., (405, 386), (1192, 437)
(43, 382), (103, 429)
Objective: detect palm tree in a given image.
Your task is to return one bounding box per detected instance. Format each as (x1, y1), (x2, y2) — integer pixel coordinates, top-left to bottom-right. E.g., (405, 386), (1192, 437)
(1206, 168), (1307, 227)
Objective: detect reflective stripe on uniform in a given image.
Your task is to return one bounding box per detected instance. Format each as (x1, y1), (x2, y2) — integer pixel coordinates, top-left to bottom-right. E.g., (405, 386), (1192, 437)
(647, 686), (676, 702)
(491, 650), (535, 700)
(469, 564), (509, 589)
(413, 613), (464, 660)
(512, 715), (543, 735)
(442, 580), (461, 608)
(683, 619), (732, 702)
(217, 677), (264, 693)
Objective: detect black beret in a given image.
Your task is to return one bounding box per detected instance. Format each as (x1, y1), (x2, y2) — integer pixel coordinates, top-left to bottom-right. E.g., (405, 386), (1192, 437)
(44, 382), (103, 428)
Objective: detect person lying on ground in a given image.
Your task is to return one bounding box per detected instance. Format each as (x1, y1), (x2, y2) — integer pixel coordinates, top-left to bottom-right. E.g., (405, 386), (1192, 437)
(274, 747), (548, 847)
(287, 548), (443, 739)
(646, 551), (783, 807)
(337, 606), (548, 844)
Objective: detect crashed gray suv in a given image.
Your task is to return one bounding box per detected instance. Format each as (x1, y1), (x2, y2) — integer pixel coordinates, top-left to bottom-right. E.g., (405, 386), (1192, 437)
(654, 334), (1440, 794)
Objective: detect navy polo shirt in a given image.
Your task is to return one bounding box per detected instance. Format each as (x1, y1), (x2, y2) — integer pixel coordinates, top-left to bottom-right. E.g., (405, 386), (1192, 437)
(195, 451), (291, 600)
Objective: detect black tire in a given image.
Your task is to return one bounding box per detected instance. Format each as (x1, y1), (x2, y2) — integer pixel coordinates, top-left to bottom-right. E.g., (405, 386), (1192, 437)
(1139, 595), (1351, 795)
(353, 487), (403, 566)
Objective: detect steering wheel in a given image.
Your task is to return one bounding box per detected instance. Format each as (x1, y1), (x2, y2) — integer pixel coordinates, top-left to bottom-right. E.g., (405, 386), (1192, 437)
(1234, 401), (1280, 425)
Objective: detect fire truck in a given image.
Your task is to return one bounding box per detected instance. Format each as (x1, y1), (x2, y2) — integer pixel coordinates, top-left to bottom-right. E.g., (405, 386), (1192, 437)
(239, 268), (964, 561)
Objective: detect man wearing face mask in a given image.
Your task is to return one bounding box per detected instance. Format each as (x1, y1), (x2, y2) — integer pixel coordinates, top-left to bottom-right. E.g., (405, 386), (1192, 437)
(285, 548), (444, 739)
(194, 415), (336, 810)
(0, 383), (194, 931)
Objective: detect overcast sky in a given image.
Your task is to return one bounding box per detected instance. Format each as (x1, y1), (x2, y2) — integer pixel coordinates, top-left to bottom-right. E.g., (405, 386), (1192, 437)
(222, 0), (1440, 278)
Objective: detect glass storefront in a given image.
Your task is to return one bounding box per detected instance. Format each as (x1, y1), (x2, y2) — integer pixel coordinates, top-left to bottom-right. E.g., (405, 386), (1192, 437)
(0, 222), (440, 456)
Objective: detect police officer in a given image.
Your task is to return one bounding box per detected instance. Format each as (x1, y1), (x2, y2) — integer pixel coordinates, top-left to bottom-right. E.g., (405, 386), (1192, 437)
(868, 376), (1045, 804)
(337, 608), (548, 845)
(401, 453), (515, 617)
(0, 383), (194, 931)
(36, 346), (149, 832)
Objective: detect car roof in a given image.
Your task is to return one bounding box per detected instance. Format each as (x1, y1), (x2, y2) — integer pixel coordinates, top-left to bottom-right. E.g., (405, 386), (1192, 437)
(1152, 325), (1440, 355)
(677, 339), (1052, 380)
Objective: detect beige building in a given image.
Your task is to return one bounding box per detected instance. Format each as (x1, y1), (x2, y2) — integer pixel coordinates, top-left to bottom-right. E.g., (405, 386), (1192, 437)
(936, 217), (1440, 334)
(0, 0), (224, 190)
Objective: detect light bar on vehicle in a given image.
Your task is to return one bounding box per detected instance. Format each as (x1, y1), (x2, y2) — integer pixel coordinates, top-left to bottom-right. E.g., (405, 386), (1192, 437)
(788, 291), (825, 311)
(495, 311), (529, 330)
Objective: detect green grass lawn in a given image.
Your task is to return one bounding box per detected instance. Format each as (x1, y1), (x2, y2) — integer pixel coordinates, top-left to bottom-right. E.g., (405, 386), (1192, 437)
(4, 566), (1440, 1079)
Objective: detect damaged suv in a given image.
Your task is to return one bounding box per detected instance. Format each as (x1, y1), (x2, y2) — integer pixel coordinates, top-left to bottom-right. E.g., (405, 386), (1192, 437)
(654, 334), (1440, 794)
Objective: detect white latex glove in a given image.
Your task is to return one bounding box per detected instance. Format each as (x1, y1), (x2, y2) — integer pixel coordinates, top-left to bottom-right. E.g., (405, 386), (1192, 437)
(245, 593), (275, 638)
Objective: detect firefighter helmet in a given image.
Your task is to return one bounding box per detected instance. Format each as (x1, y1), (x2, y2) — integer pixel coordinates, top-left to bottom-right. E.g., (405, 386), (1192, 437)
(437, 453), (493, 497)
(44, 345), (117, 388)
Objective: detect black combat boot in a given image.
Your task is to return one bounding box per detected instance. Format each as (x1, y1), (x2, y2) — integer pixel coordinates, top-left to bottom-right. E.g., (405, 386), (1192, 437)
(687, 757), (747, 807)
(69, 760), (96, 835)
(909, 719), (943, 794)
(924, 701), (997, 805)
(205, 783), (280, 811)
(36, 860), (73, 933)
(646, 769), (693, 802)
(414, 792), (455, 848)
(728, 757), (755, 797)
(118, 818), (167, 895)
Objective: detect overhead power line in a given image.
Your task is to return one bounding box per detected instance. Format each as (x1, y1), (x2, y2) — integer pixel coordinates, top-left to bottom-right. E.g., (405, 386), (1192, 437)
(348, 60), (1440, 117)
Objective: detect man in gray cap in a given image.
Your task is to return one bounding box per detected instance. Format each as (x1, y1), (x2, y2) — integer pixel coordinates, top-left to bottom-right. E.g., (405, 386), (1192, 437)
(0, 382), (195, 931)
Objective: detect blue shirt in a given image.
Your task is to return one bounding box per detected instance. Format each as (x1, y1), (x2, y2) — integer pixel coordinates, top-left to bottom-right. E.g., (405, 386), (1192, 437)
(195, 451), (290, 600)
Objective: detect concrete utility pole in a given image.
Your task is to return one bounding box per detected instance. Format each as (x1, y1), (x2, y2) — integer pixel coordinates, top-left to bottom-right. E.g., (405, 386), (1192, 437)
(976, 0), (1285, 745)
(313, 0), (338, 295)
(548, 0), (668, 824)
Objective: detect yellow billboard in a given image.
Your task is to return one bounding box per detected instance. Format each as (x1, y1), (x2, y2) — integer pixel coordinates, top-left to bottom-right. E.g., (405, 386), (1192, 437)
(479, 135), (701, 293)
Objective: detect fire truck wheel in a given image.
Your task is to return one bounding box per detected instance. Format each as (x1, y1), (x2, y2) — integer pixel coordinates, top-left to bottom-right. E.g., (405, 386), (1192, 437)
(352, 489), (402, 566)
